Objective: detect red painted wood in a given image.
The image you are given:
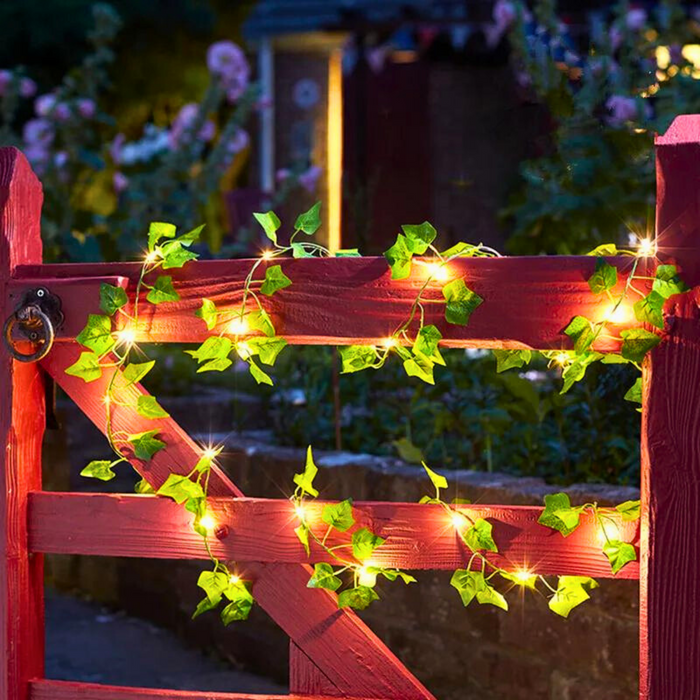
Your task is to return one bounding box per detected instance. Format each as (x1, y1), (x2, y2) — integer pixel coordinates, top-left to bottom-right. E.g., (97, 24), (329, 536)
(15, 256), (647, 351)
(40, 344), (434, 700)
(0, 147), (45, 700)
(27, 492), (639, 579)
(289, 642), (341, 696)
(640, 115), (700, 699)
(29, 679), (374, 700)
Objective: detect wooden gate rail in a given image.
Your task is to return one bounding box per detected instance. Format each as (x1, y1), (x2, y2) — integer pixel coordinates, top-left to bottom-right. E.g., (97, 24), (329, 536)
(1, 114), (700, 699)
(27, 493), (639, 579)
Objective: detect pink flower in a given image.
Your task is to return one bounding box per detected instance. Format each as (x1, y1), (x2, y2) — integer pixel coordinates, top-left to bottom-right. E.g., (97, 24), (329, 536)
(110, 133), (125, 164)
(113, 171), (129, 193)
(23, 118), (54, 148)
(607, 95), (638, 125)
(299, 165), (322, 193)
(493, 0), (517, 27)
(0, 70), (12, 96)
(609, 27), (623, 51)
(276, 168), (291, 182)
(227, 128), (249, 154)
(53, 151), (68, 169)
(35, 93), (56, 117)
(168, 103), (215, 148)
(77, 98), (96, 119)
(24, 145), (50, 174)
(207, 40), (248, 78)
(19, 78), (36, 98)
(626, 8), (647, 31)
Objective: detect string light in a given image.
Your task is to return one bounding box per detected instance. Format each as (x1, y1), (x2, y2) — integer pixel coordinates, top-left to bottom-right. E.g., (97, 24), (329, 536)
(202, 447), (219, 461)
(102, 394), (111, 407)
(144, 251), (159, 264)
(597, 520), (621, 545)
(295, 503), (307, 521)
(229, 574), (241, 585)
(637, 238), (657, 258)
(513, 569), (533, 584)
(228, 317), (249, 336)
(424, 261), (450, 282)
(358, 565), (378, 588)
(261, 250), (274, 261)
(451, 512), (469, 530)
(199, 514), (216, 532)
(604, 301), (634, 324)
(381, 337), (397, 349)
(115, 328), (136, 348)
(554, 352), (571, 367)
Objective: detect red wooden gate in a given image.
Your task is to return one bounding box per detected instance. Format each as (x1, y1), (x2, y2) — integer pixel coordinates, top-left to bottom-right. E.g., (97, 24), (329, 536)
(0, 114), (698, 700)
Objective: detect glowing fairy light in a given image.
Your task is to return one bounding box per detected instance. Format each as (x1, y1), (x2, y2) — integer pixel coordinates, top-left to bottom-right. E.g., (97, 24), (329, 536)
(228, 317), (249, 336)
(295, 503), (307, 521)
(229, 574), (241, 585)
(381, 337), (397, 349)
(202, 447), (219, 461)
(115, 328), (136, 347)
(425, 261), (450, 282)
(605, 301), (634, 324)
(451, 511), (469, 530)
(102, 394), (111, 406)
(513, 570), (533, 584)
(358, 565), (378, 588)
(144, 250), (159, 264)
(199, 514), (216, 532)
(554, 352), (571, 367)
(261, 249), (274, 261)
(597, 520), (621, 545)
(637, 238), (657, 258)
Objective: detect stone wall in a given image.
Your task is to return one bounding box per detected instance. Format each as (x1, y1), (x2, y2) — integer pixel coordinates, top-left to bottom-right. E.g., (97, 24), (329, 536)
(46, 401), (639, 699)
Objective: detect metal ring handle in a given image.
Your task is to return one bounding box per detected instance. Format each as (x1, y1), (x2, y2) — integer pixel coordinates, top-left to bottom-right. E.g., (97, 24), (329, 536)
(3, 305), (55, 362)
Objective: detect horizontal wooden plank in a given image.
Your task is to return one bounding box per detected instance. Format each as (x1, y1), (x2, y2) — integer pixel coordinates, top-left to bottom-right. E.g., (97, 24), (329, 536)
(13, 256), (652, 350)
(29, 679), (374, 700)
(28, 492), (639, 579)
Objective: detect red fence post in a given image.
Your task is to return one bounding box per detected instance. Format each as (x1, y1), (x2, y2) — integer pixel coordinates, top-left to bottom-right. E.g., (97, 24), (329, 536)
(0, 147), (45, 700)
(641, 116), (700, 698)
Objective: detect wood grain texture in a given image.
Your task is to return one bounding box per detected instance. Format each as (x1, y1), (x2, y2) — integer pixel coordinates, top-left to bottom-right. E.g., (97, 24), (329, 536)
(27, 492), (639, 579)
(640, 115), (700, 699)
(15, 256), (649, 351)
(0, 147), (45, 700)
(290, 642), (342, 696)
(41, 344), (434, 700)
(29, 679), (375, 700)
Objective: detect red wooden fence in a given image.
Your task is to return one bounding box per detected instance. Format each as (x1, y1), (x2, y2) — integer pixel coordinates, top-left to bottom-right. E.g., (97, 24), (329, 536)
(0, 114), (698, 699)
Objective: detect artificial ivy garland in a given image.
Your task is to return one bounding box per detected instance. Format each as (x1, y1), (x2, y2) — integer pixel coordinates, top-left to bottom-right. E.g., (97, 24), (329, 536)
(65, 203), (666, 624)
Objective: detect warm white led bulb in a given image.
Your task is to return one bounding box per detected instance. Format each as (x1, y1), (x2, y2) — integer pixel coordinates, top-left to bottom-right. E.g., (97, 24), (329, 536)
(229, 317), (249, 336)
(358, 565), (377, 588)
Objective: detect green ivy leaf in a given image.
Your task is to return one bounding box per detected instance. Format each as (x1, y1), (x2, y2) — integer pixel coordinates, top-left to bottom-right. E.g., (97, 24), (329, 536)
(421, 461), (448, 492)
(441, 242), (480, 258)
(351, 527), (385, 561)
(560, 352), (602, 394)
(603, 539), (637, 574)
(192, 596), (219, 619)
(186, 337), (232, 366)
(494, 349), (532, 373)
(307, 563), (342, 591)
(293, 446), (319, 498)
(587, 258), (618, 294)
(128, 429), (165, 461)
(372, 568), (417, 584)
(450, 570), (508, 610)
(653, 264), (688, 299)
(248, 309), (275, 337)
(195, 299), (219, 331)
(157, 474), (205, 504)
(322, 499), (355, 532)
(99, 283), (128, 316)
(80, 460), (116, 481)
(633, 291), (665, 330)
(136, 395), (170, 419)
(295, 524), (310, 555)
(393, 437), (424, 464)
(624, 377), (642, 404)
(384, 234), (413, 280)
(620, 328), (661, 363)
(123, 360), (155, 387)
(77, 314), (114, 355)
(339, 345), (376, 373)
(615, 500), (641, 521)
(401, 221), (436, 254)
(175, 224), (205, 247)
(248, 336), (287, 365)
(294, 201), (322, 234)
(198, 570), (229, 603)
(291, 242), (313, 258)
(148, 221), (176, 252)
(221, 581), (253, 624)
(463, 518), (498, 553)
(338, 586), (379, 610)
(442, 279), (483, 325)
(335, 248), (361, 257)
(135, 478), (155, 494)
(538, 493), (581, 537)
(548, 576), (598, 618)
(65, 351), (102, 383)
(413, 324), (442, 359)
(586, 243), (618, 256)
(563, 316), (595, 353)
(160, 240), (198, 269)
(248, 358), (273, 385)
(147, 276), (180, 304)
(403, 354), (435, 384)
(260, 264), (292, 296)
(253, 210), (281, 244)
